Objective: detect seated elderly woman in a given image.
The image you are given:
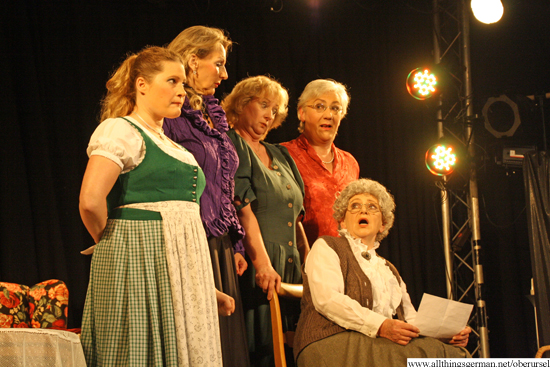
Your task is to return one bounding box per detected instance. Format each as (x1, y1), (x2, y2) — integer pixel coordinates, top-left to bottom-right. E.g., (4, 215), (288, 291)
(294, 178), (471, 366)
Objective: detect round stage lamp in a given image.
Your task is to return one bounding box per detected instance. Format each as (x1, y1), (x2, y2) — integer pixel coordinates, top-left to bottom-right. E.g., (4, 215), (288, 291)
(471, 0), (503, 24)
(482, 94), (521, 138)
(426, 144), (457, 176)
(407, 68), (437, 100)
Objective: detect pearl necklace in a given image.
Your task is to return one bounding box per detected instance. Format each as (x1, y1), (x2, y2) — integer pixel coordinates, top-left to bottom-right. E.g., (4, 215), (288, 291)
(134, 112), (165, 140)
(321, 150), (334, 164)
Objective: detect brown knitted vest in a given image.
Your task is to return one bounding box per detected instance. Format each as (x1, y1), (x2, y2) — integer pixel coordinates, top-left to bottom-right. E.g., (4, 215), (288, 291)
(293, 236), (405, 361)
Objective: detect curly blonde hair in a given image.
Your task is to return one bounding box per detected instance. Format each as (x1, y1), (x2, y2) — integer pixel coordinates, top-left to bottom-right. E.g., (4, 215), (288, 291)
(332, 178), (395, 242)
(221, 75), (289, 139)
(297, 79), (350, 133)
(167, 26), (232, 111)
(99, 46), (183, 122)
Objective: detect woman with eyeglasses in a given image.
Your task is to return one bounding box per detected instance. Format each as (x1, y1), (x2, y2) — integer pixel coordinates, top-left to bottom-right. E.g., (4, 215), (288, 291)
(293, 178), (471, 366)
(222, 75), (306, 367)
(281, 79), (359, 247)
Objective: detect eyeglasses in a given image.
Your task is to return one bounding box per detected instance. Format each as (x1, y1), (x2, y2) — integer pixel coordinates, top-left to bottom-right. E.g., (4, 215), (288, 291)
(306, 103), (343, 115)
(347, 202), (381, 215)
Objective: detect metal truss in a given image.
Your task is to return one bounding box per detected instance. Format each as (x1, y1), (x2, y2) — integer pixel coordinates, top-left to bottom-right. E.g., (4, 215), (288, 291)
(432, 0), (490, 357)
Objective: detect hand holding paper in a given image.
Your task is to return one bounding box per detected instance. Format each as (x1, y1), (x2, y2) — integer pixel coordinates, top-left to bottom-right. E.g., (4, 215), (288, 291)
(412, 293), (473, 339)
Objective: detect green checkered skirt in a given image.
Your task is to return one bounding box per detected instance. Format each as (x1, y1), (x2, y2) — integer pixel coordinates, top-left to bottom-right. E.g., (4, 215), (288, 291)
(82, 202), (221, 366)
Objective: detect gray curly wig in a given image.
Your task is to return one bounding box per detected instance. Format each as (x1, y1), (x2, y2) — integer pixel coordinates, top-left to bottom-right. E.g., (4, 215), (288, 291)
(332, 178), (396, 242)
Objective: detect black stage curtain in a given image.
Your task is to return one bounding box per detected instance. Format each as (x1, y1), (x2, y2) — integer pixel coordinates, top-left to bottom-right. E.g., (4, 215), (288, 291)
(524, 151), (550, 348)
(2, 0), (547, 357)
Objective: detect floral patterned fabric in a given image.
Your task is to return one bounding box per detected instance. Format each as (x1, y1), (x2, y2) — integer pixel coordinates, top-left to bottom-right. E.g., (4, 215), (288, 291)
(0, 282), (30, 328)
(0, 280), (68, 329)
(29, 280), (69, 329)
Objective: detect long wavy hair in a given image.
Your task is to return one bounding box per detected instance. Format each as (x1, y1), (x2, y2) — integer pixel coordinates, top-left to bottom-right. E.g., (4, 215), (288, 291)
(167, 26), (232, 111)
(99, 46), (183, 122)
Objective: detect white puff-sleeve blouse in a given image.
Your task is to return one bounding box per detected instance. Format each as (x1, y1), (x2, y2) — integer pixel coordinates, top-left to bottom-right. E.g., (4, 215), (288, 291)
(87, 116), (196, 173)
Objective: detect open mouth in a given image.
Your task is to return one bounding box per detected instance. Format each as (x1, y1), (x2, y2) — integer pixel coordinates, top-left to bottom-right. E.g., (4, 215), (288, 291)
(320, 124), (332, 129)
(359, 218), (369, 226)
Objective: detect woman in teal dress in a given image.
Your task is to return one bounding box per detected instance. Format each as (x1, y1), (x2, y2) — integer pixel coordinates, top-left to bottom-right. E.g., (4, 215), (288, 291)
(79, 46), (234, 366)
(222, 75), (305, 367)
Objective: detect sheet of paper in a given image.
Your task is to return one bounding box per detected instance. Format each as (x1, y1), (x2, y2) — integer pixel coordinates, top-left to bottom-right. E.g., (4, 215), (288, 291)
(412, 293), (473, 339)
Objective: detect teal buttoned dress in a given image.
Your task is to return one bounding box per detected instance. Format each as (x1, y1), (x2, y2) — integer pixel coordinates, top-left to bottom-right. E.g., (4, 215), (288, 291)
(228, 130), (304, 367)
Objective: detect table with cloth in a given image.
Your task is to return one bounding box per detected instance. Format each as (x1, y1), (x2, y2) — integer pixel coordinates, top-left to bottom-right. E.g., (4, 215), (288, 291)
(0, 328), (86, 367)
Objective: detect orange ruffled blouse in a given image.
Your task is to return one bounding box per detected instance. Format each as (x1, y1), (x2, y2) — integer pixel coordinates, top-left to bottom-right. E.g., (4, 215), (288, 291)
(281, 134), (360, 245)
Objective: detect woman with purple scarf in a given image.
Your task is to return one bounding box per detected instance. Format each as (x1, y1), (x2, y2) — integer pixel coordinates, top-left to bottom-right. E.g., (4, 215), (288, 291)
(163, 26), (279, 367)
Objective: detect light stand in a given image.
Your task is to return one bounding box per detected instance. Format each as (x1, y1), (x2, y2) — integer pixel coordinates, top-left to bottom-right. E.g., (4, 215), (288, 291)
(432, 0), (490, 357)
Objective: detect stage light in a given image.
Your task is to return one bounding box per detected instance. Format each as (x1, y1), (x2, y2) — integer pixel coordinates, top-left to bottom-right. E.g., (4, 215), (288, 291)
(426, 144), (457, 176)
(407, 68), (437, 100)
(482, 94), (521, 138)
(471, 0), (503, 24)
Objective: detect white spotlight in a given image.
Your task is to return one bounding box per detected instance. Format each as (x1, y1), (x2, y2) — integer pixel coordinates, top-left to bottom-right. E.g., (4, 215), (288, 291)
(471, 0), (504, 24)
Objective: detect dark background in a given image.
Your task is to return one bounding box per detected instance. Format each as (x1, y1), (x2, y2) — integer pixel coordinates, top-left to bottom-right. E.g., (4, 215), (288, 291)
(2, 0), (549, 358)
